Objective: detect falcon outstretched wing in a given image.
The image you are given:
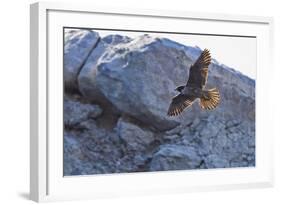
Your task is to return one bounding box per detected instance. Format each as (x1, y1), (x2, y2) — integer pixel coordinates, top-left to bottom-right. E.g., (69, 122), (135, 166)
(167, 94), (196, 116)
(186, 49), (211, 89)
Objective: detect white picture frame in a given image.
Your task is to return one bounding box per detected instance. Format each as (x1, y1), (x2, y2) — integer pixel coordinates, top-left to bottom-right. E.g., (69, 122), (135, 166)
(30, 2), (274, 202)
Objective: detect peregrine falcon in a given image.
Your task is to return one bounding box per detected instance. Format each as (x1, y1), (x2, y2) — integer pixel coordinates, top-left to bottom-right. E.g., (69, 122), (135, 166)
(167, 49), (220, 116)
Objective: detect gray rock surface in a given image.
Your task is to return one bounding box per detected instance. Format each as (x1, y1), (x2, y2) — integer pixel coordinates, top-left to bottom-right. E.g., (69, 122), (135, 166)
(116, 117), (155, 151)
(79, 35), (192, 130)
(64, 29), (100, 91)
(64, 95), (102, 125)
(150, 145), (202, 171)
(63, 30), (256, 176)
(78, 34), (132, 104)
(64, 132), (94, 175)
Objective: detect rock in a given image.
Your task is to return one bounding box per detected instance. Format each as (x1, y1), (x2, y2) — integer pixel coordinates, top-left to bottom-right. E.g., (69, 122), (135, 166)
(150, 145), (201, 171)
(78, 33), (255, 131)
(64, 29), (100, 91)
(64, 95), (102, 125)
(163, 134), (181, 141)
(199, 121), (220, 137)
(64, 118), (127, 175)
(204, 154), (229, 168)
(226, 119), (240, 129)
(102, 34), (132, 45)
(115, 117), (155, 151)
(79, 35), (195, 131)
(78, 34), (132, 102)
(63, 133), (94, 175)
(81, 131), (124, 174)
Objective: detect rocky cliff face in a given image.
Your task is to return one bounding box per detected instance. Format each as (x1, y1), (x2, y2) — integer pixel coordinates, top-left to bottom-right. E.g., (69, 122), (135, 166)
(63, 29), (255, 176)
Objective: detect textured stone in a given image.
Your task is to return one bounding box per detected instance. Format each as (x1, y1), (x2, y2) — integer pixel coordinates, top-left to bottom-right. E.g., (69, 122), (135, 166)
(78, 34), (132, 102)
(115, 117), (155, 151)
(64, 29), (100, 90)
(63, 133), (94, 175)
(78, 35), (194, 131)
(64, 95), (102, 125)
(204, 154), (229, 168)
(150, 145), (201, 171)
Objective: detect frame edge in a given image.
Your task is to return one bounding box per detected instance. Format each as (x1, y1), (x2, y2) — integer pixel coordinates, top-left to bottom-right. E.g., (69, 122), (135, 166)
(30, 2), (49, 202)
(39, 1), (271, 24)
(30, 2), (39, 202)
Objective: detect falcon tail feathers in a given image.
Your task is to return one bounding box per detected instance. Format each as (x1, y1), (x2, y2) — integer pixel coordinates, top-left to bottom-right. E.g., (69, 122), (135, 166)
(200, 88), (220, 110)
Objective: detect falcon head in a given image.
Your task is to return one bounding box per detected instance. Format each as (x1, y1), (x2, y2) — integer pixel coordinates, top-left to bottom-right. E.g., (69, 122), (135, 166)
(175, 85), (185, 93)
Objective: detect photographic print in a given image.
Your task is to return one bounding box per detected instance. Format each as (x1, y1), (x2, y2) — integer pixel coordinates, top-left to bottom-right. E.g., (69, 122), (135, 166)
(63, 28), (255, 176)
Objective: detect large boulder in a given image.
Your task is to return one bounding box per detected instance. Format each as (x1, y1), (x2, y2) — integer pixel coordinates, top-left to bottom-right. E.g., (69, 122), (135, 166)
(78, 34), (255, 131)
(77, 34), (132, 104)
(64, 29), (100, 91)
(78, 35), (194, 131)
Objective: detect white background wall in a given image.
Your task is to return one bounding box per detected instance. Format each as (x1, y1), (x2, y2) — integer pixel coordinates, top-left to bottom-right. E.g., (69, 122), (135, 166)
(0, 0), (280, 204)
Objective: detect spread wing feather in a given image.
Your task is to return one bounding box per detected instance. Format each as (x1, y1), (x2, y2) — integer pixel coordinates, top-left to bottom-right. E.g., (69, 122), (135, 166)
(167, 94), (196, 116)
(186, 49), (211, 88)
